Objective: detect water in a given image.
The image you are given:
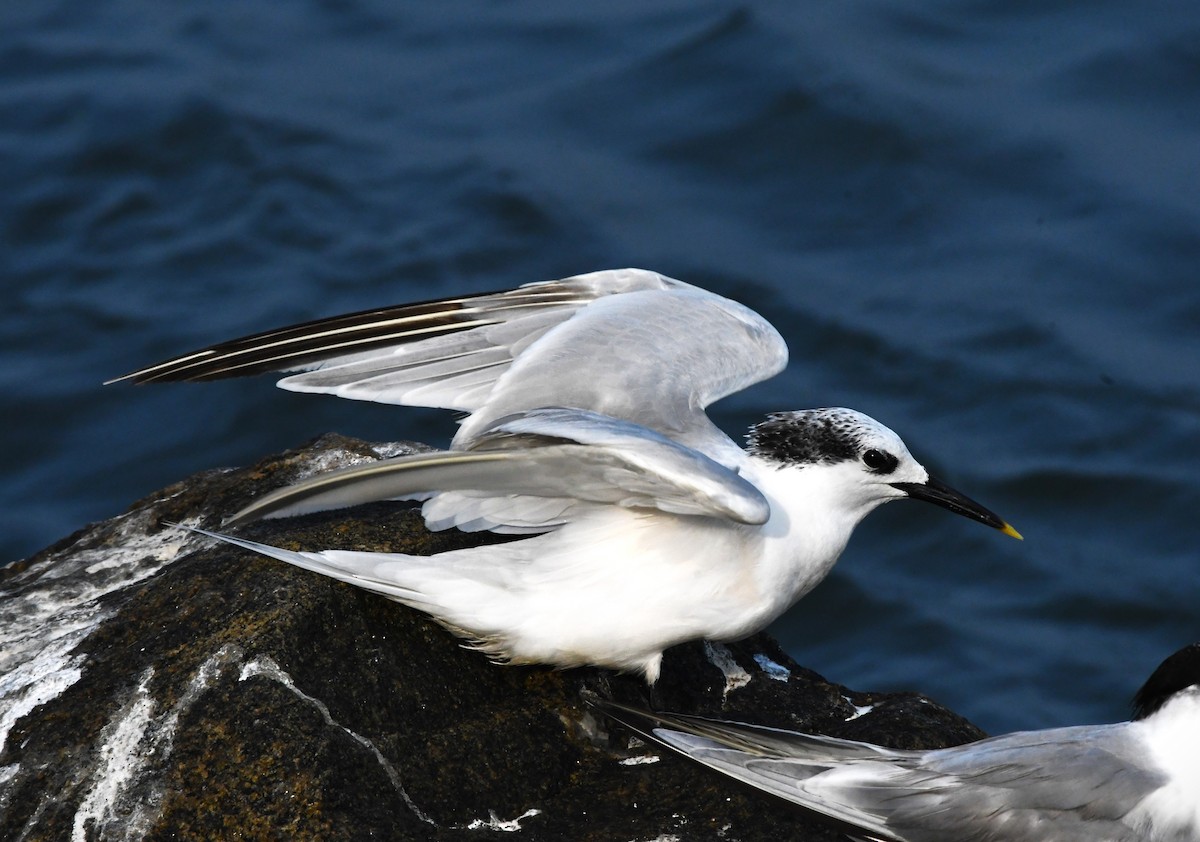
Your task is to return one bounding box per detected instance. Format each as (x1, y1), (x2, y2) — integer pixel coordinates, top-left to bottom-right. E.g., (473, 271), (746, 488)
(3, 0), (1198, 736)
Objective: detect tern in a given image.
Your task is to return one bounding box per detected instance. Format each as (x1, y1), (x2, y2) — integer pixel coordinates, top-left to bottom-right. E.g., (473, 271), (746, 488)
(594, 642), (1200, 841)
(112, 268), (1019, 682)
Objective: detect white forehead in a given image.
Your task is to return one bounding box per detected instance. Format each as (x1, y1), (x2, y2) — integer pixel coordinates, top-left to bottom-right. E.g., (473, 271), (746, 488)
(829, 408), (910, 454)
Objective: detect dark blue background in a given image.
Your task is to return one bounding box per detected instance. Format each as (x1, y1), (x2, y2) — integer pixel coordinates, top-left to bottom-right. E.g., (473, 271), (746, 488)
(4, 0), (1198, 735)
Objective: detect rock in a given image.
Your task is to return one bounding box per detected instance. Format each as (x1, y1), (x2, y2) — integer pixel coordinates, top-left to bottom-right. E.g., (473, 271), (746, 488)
(0, 434), (985, 841)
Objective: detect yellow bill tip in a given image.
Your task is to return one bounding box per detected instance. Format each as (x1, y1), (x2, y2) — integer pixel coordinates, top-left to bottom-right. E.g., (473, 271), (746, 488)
(1000, 522), (1024, 541)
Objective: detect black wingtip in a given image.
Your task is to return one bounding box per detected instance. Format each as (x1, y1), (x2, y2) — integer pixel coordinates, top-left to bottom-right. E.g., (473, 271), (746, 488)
(104, 295), (496, 384)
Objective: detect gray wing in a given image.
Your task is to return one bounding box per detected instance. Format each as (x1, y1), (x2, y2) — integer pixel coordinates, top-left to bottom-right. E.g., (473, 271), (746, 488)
(597, 703), (1163, 842)
(879, 725), (1164, 841)
(226, 408), (770, 529)
(109, 268), (787, 458)
(665, 726), (1161, 842)
(595, 702), (905, 762)
(108, 269), (663, 391)
(595, 702), (909, 842)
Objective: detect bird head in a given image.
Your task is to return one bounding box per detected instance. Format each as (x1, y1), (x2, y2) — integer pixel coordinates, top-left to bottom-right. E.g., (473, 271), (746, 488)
(747, 407), (1021, 538)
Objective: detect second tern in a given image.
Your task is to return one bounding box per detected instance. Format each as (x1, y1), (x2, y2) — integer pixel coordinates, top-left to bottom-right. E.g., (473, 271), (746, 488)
(594, 643), (1200, 841)
(113, 268), (1019, 682)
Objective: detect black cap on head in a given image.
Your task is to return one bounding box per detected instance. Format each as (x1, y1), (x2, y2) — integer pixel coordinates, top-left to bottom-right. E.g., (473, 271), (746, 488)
(1131, 643), (1200, 721)
(748, 409), (875, 467)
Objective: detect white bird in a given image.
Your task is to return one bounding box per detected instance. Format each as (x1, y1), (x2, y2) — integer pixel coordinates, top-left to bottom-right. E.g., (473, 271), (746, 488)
(594, 643), (1200, 841)
(113, 268), (1019, 683)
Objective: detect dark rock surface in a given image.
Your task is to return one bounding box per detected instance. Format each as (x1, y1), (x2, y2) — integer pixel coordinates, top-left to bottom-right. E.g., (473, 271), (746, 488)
(0, 434), (985, 841)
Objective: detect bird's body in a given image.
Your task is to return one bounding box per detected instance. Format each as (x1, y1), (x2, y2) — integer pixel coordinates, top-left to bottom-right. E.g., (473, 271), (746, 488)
(196, 455), (861, 679)
(116, 268), (1017, 682)
(595, 643), (1200, 841)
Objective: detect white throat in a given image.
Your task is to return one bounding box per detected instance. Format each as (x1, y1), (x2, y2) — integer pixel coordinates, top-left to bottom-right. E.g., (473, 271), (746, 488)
(742, 456), (892, 606)
(1129, 688), (1200, 836)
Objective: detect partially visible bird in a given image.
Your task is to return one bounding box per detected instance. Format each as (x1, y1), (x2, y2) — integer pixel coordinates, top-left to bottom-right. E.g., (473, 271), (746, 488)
(113, 268), (1019, 682)
(594, 643), (1200, 841)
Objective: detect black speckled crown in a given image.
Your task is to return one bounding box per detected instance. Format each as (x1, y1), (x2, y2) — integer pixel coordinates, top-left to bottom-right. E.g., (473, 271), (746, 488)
(747, 409), (873, 467)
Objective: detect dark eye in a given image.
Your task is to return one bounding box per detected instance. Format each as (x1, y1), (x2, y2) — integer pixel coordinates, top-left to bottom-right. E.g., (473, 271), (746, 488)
(862, 449), (897, 474)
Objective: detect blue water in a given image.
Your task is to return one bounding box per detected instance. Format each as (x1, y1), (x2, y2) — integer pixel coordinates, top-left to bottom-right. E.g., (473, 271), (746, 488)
(3, 0), (1198, 736)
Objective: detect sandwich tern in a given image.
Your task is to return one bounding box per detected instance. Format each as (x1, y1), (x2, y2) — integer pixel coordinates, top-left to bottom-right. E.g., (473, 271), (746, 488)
(113, 268), (1019, 682)
(594, 643), (1200, 841)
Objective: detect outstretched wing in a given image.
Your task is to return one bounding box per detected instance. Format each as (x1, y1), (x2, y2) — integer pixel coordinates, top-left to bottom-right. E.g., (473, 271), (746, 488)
(226, 408), (770, 530)
(109, 268), (788, 454)
(108, 269), (670, 399)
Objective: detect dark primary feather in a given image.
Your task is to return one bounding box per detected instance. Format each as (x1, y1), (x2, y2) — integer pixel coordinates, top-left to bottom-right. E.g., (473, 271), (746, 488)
(106, 284), (587, 383)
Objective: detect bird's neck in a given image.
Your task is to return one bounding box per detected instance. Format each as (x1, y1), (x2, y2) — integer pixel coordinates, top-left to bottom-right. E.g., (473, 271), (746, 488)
(1129, 689), (1200, 836)
(742, 458), (869, 599)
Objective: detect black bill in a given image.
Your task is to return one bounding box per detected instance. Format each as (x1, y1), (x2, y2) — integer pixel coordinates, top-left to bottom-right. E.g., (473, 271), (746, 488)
(891, 476), (1022, 540)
